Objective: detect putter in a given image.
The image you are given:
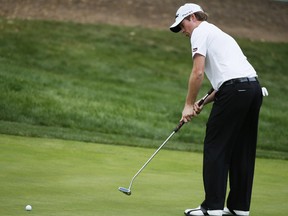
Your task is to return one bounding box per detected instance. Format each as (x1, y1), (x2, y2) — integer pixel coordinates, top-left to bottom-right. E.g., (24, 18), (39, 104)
(118, 88), (214, 196)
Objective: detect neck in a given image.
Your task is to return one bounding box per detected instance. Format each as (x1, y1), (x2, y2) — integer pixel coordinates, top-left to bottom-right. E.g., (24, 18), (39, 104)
(194, 20), (203, 28)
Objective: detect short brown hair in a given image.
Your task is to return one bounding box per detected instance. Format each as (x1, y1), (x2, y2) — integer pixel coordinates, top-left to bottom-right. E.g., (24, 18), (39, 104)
(194, 11), (208, 21)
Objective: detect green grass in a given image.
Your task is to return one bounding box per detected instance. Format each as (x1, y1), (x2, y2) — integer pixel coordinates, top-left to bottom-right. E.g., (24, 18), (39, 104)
(0, 18), (287, 159)
(0, 134), (287, 216)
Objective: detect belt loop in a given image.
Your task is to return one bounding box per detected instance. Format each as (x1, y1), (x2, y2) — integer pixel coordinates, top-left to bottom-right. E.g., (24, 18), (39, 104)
(248, 77), (250, 84)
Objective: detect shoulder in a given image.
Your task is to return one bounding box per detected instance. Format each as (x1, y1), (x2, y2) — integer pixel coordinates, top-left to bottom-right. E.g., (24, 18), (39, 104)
(195, 21), (220, 34)
(192, 21), (226, 43)
(191, 22), (211, 42)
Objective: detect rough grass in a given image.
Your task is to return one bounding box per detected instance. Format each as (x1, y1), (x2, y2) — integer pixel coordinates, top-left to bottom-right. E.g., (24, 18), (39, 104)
(0, 18), (287, 159)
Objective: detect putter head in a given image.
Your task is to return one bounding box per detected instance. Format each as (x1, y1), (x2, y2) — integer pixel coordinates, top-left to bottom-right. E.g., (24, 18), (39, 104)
(118, 187), (131, 196)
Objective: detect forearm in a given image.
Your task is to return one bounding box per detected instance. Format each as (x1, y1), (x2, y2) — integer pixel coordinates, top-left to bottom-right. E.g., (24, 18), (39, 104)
(181, 54), (206, 122)
(185, 68), (204, 106)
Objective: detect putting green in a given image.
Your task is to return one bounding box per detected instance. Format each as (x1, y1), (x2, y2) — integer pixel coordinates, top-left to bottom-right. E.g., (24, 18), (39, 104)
(0, 134), (287, 216)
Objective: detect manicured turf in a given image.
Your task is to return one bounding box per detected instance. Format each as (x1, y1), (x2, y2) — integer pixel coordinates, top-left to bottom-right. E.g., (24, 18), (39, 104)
(0, 134), (287, 216)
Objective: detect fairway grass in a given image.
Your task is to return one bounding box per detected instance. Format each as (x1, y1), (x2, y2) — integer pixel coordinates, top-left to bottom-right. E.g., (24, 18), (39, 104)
(0, 134), (287, 216)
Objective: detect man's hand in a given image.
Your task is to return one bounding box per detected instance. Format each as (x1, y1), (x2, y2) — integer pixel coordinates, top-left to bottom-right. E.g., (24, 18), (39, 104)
(181, 104), (198, 123)
(193, 99), (204, 114)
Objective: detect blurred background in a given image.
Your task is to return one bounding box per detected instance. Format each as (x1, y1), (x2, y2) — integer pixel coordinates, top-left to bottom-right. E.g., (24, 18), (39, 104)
(0, 0), (287, 42)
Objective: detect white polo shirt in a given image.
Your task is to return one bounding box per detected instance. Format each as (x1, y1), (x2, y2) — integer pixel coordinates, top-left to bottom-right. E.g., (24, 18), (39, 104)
(191, 21), (257, 90)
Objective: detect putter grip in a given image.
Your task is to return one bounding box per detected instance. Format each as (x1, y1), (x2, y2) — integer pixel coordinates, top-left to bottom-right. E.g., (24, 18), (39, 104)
(198, 98), (205, 106)
(174, 88), (214, 133)
(173, 98), (203, 133)
(174, 120), (185, 133)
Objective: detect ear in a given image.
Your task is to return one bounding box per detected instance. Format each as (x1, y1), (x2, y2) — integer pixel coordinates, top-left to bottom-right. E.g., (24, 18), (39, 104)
(187, 15), (192, 21)
(190, 14), (196, 21)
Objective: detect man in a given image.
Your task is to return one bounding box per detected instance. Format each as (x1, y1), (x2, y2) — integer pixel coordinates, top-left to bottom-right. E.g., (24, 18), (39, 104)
(170, 3), (263, 216)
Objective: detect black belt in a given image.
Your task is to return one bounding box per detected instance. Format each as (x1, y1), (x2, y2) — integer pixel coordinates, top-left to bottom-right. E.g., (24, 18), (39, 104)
(222, 77), (258, 87)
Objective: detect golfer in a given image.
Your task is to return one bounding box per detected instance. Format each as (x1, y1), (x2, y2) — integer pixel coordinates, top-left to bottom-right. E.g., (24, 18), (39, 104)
(170, 3), (263, 216)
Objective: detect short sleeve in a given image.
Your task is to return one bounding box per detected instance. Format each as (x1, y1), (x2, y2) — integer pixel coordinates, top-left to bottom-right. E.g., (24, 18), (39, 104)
(191, 26), (208, 58)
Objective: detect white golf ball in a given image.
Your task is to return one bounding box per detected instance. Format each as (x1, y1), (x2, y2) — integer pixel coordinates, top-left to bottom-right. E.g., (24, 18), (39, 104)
(25, 205), (32, 211)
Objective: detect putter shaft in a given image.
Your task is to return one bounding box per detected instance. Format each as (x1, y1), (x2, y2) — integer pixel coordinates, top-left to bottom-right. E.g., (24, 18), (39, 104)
(127, 131), (176, 191)
(119, 88), (214, 195)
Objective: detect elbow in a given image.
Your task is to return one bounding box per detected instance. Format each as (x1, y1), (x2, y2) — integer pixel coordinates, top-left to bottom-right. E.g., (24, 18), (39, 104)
(193, 69), (204, 80)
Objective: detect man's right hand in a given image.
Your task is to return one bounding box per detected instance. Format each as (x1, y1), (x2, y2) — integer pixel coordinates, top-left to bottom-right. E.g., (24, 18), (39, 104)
(181, 104), (198, 123)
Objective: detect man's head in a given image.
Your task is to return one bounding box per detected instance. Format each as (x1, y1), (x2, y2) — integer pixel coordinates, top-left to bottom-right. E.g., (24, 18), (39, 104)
(170, 3), (208, 33)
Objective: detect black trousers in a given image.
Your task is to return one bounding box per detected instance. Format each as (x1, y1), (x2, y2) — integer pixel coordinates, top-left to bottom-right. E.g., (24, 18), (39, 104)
(201, 80), (263, 211)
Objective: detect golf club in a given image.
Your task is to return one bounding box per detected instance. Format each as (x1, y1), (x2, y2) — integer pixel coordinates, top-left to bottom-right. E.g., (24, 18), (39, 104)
(118, 88), (214, 196)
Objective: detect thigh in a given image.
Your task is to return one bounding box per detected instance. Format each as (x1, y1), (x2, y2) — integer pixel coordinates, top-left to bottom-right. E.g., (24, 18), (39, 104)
(204, 82), (262, 162)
